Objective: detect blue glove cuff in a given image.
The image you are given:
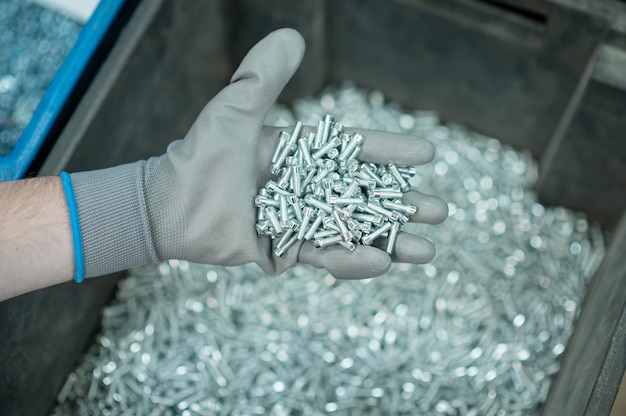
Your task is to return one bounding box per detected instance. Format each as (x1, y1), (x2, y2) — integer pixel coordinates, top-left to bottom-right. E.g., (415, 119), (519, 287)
(60, 171), (85, 283)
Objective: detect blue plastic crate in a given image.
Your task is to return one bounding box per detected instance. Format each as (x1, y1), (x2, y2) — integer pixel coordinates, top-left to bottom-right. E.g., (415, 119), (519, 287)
(0, 0), (128, 180)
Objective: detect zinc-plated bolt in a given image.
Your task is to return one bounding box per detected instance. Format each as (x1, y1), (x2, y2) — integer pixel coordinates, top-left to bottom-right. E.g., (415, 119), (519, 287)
(314, 229), (340, 239)
(322, 178), (334, 204)
(315, 234), (343, 249)
(339, 133), (350, 152)
(347, 177), (376, 188)
(266, 181), (290, 196)
(288, 195), (303, 222)
(345, 145), (362, 166)
(397, 166), (417, 174)
(274, 234), (299, 257)
(361, 222), (393, 246)
(396, 213), (411, 224)
(333, 209), (354, 242)
(313, 166), (331, 184)
(279, 195), (290, 228)
(382, 200), (418, 216)
(302, 169), (318, 192)
(339, 204), (359, 221)
(291, 164), (303, 197)
(271, 142), (294, 175)
(312, 136), (341, 160)
(338, 133), (363, 163)
(343, 177), (376, 189)
(276, 221), (298, 250)
(371, 189), (404, 199)
(332, 180), (345, 194)
(388, 162), (411, 192)
(341, 203), (360, 218)
(360, 164), (385, 187)
(352, 213), (383, 225)
(346, 159), (360, 174)
(346, 218), (360, 232)
(304, 195), (333, 214)
(339, 241), (356, 251)
(341, 178), (360, 198)
(381, 172), (394, 186)
(313, 120), (325, 150)
(277, 164), (293, 189)
(254, 195), (280, 208)
(255, 220), (270, 236)
(271, 131), (291, 165)
(330, 122), (343, 138)
(329, 196), (364, 205)
(321, 115), (334, 147)
(324, 159), (338, 172)
(298, 138), (315, 169)
(386, 222), (400, 254)
(365, 202), (398, 221)
(323, 215), (340, 232)
(290, 121), (303, 146)
(304, 210), (327, 240)
(297, 207), (316, 240)
(313, 182), (325, 199)
(265, 206), (283, 235)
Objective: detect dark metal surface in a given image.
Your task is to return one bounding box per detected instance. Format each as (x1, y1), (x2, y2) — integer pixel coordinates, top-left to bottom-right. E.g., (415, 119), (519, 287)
(538, 43), (626, 230)
(327, 0), (608, 156)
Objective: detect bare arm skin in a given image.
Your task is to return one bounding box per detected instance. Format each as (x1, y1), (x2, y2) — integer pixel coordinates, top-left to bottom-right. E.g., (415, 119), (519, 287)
(0, 176), (74, 301)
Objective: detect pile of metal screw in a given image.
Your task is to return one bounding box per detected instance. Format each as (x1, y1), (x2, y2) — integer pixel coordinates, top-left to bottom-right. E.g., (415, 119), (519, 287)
(0, 0), (82, 156)
(51, 84), (605, 416)
(255, 116), (417, 257)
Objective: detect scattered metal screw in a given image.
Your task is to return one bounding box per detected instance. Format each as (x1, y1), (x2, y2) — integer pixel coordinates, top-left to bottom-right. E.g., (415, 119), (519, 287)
(52, 84), (605, 416)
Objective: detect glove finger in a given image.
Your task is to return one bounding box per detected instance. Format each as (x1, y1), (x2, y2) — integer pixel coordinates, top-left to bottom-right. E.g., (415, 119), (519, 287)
(298, 241), (392, 279)
(344, 128), (435, 166)
(402, 190), (449, 224)
(223, 28), (305, 127)
(374, 231), (436, 264)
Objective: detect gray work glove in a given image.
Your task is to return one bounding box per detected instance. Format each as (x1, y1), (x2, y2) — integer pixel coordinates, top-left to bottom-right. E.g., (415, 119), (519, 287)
(69, 28), (448, 280)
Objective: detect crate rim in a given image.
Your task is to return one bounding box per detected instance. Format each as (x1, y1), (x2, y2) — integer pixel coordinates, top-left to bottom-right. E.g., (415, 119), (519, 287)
(0, 0), (128, 181)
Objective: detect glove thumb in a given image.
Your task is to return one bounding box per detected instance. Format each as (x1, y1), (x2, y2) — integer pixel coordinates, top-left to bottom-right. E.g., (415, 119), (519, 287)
(197, 28), (305, 134)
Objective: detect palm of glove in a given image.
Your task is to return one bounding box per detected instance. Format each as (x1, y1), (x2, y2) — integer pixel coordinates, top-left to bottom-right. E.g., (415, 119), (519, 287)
(145, 29), (447, 279)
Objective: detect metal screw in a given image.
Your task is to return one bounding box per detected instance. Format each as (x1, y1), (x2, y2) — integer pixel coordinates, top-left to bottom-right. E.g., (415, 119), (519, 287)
(361, 222), (393, 246)
(55, 84), (605, 416)
(271, 131), (291, 164)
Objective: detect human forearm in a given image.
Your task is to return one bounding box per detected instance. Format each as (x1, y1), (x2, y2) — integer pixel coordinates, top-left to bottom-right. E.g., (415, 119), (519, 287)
(0, 176), (73, 301)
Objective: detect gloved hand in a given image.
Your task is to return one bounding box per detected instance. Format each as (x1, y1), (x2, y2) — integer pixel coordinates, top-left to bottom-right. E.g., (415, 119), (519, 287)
(67, 28), (448, 280)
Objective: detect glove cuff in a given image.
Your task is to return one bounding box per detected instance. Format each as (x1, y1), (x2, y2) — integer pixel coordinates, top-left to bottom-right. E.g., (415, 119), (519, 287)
(70, 161), (158, 278)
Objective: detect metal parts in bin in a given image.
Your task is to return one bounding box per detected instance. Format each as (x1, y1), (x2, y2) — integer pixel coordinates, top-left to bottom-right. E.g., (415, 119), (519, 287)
(50, 86), (607, 415)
